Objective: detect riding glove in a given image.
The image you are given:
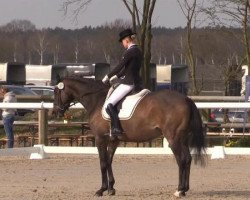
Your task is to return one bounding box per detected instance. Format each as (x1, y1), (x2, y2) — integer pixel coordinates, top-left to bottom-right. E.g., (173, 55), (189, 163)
(102, 75), (109, 84)
(109, 75), (118, 85)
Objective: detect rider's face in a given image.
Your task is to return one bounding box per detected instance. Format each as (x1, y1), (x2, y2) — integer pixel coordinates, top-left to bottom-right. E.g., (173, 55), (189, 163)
(122, 37), (129, 49)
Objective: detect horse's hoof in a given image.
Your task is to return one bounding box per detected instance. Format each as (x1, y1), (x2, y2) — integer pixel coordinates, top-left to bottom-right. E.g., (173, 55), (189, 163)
(110, 135), (117, 141)
(117, 135), (123, 140)
(108, 188), (116, 196)
(94, 190), (104, 197)
(174, 190), (185, 198)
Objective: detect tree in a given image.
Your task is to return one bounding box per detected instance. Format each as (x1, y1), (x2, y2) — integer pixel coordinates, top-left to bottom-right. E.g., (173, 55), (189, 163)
(74, 36), (80, 63)
(122, 0), (156, 89)
(206, 0), (250, 71)
(62, 0), (157, 89)
(0, 19), (36, 32)
(33, 29), (49, 65)
(49, 34), (61, 64)
(101, 20), (129, 64)
(177, 0), (201, 95)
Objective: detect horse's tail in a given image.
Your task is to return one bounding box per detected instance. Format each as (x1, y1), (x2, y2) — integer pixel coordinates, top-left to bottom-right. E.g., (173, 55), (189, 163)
(186, 97), (206, 165)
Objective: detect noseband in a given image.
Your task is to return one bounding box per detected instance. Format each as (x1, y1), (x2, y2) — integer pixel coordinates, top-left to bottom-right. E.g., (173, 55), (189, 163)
(54, 81), (105, 112)
(55, 88), (75, 112)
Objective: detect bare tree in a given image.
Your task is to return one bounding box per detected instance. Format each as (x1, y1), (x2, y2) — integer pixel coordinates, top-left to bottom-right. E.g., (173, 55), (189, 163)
(74, 36), (80, 63)
(206, 0), (250, 71)
(177, 0), (201, 95)
(48, 34), (61, 64)
(62, 0), (157, 89)
(101, 20), (129, 64)
(220, 55), (242, 96)
(13, 41), (17, 62)
(53, 43), (60, 64)
(62, 0), (92, 22)
(33, 29), (49, 65)
(0, 19), (36, 32)
(86, 39), (95, 62)
(122, 0), (156, 89)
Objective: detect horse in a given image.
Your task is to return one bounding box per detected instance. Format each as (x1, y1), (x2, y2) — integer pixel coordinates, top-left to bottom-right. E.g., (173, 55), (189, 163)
(52, 76), (206, 198)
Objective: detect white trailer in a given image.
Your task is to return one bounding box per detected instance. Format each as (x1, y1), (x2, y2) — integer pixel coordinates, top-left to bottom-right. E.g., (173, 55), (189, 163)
(25, 65), (67, 86)
(0, 62), (26, 85)
(60, 63), (110, 80)
(25, 63), (110, 85)
(156, 64), (189, 94)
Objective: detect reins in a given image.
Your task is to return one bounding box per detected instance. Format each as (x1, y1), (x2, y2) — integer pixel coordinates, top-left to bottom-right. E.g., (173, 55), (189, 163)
(54, 77), (109, 116)
(55, 88), (76, 112)
(55, 83), (105, 112)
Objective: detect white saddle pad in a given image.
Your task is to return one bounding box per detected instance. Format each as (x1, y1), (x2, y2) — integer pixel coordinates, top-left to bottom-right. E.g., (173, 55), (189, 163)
(102, 89), (151, 121)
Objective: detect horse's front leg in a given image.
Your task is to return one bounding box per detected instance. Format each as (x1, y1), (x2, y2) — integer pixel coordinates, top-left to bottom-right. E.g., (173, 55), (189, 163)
(107, 139), (120, 196)
(95, 136), (109, 197)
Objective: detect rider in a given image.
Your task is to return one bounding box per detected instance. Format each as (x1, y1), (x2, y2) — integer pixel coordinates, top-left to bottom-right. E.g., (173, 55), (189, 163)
(102, 28), (143, 136)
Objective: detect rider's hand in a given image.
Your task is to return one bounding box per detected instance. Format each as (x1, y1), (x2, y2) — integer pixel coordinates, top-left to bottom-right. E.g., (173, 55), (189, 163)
(102, 75), (109, 84)
(109, 75), (118, 85)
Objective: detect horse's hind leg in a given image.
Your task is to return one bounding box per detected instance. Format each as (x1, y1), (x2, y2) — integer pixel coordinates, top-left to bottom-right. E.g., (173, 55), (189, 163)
(107, 139), (120, 195)
(183, 145), (192, 193)
(170, 140), (192, 197)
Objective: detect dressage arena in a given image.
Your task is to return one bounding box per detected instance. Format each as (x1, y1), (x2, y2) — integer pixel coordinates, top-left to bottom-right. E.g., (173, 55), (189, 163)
(0, 154), (249, 200)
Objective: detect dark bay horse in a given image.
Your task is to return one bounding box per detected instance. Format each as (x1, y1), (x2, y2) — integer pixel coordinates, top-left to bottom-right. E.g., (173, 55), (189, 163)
(52, 76), (206, 197)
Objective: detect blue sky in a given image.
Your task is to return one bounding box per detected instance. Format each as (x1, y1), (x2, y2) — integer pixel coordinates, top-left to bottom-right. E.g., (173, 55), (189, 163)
(0, 0), (186, 29)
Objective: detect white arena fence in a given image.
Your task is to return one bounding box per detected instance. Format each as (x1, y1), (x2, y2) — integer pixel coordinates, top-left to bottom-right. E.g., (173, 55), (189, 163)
(0, 101), (250, 159)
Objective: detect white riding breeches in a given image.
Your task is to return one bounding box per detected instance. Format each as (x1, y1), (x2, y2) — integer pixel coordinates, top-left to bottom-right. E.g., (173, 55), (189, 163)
(104, 84), (134, 109)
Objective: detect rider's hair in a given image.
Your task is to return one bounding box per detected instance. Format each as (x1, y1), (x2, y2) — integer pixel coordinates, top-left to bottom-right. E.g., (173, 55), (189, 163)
(126, 34), (136, 42)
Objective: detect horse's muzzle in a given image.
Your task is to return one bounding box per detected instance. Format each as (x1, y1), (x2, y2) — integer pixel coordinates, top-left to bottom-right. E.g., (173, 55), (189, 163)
(52, 107), (64, 118)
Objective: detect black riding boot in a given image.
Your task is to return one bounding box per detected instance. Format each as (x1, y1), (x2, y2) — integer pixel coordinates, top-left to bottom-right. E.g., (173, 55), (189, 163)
(106, 103), (123, 136)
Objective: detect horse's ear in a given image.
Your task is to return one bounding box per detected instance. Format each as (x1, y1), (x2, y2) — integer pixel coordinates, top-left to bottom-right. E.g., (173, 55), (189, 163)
(57, 82), (65, 90)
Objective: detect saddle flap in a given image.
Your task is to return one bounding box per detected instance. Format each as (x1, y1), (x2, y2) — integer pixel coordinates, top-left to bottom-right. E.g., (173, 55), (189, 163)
(102, 89), (150, 121)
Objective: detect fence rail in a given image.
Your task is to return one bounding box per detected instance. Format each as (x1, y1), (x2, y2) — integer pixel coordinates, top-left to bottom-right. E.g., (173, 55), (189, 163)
(1, 101), (250, 109)
(0, 95), (245, 102)
(0, 100), (250, 157)
(190, 96), (245, 102)
(0, 95), (53, 102)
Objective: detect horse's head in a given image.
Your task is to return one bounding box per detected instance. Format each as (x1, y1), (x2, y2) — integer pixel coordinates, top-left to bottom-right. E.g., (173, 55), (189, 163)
(52, 81), (74, 118)
(53, 76), (109, 117)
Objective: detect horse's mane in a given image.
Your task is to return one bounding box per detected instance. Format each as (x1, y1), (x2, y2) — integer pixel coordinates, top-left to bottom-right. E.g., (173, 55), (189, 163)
(63, 75), (109, 91)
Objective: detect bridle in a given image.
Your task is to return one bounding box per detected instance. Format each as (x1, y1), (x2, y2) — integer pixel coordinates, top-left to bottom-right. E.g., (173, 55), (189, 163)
(55, 87), (76, 112)
(54, 80), (106, 112)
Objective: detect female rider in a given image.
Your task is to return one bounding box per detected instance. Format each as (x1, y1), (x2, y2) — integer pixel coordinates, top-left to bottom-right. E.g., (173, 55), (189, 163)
(102, 28), (142, 136)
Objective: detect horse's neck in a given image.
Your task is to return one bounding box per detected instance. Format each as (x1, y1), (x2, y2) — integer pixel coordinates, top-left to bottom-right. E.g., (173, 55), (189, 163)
(81, 91), (107, 117)
(68, 79), (107, 116)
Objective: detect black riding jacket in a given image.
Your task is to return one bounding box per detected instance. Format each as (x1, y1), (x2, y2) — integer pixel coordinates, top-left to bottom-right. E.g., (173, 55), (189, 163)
(107, 45), (142, 86)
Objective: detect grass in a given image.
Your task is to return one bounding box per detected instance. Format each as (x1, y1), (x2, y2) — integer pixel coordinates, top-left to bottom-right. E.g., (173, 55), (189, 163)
(225, 137), (250, 147)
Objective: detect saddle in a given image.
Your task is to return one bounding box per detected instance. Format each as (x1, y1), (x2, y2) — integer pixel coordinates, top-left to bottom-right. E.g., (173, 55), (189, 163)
(102, 87), (150, 121)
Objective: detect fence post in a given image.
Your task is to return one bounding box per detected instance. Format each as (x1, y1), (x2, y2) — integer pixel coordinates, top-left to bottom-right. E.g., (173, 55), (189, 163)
(38, 109), (48, 145)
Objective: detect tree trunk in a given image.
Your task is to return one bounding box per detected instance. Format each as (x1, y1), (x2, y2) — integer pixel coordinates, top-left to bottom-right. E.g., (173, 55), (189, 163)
(122, 0), (156, 89)
(243, 0), (250, 72)
(187, 21), (198, 94)
(40, 52), (43, 65)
